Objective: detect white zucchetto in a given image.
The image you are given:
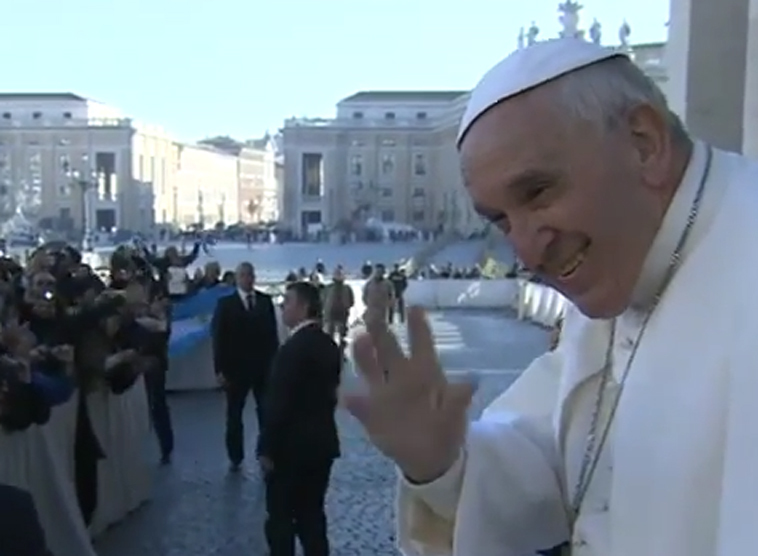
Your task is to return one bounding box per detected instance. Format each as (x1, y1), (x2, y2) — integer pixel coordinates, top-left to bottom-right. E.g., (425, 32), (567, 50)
(457, 38), (626, 145)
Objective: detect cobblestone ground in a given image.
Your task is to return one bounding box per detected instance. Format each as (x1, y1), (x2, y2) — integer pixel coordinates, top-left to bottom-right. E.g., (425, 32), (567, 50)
(95, 310), (549, 556)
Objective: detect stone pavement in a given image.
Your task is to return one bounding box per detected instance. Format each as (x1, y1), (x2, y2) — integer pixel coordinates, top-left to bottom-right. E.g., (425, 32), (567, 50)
(95, 310), (549, 556)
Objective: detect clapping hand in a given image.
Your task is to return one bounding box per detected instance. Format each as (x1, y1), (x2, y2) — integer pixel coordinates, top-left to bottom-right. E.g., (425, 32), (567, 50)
(344, 306), (475, 483)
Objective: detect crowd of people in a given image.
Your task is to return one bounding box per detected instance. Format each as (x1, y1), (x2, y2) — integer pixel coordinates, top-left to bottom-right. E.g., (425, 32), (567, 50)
(0, 241), (186, 554)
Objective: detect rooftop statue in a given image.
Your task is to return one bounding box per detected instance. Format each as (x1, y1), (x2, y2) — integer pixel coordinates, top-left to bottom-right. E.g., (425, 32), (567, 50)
(619, 19), (632, 50)
(526, 21), (539, 45)
(589, 18), (602, 44)
(558, 0), (584, 39)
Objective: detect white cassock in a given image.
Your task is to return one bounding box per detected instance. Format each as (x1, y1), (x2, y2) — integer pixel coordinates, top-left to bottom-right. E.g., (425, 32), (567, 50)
(394, 39), (758, 556)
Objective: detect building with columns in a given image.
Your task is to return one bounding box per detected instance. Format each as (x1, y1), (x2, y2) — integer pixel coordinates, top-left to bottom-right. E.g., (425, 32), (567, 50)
(280, 3), (670, 238)
(0, 93), (172, 233)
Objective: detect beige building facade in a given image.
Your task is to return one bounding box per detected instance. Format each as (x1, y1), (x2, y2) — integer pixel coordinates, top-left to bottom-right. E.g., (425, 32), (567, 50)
(0, 93), (176, 233)
(0, 93), (283, 234)
(175, 144), (239, 228)
(281, 91), (477, 237)
(234, 140), (279, 225)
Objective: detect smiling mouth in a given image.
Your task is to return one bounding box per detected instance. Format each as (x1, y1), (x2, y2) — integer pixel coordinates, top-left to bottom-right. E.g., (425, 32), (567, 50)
(557, 243), (589, 281)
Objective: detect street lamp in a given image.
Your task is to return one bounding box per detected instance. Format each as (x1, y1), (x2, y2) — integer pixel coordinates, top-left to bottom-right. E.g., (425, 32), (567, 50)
(63, 154), (97, 251)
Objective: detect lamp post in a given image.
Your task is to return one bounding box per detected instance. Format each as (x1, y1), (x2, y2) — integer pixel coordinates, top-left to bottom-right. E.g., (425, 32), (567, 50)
(63, 154), (97, 252)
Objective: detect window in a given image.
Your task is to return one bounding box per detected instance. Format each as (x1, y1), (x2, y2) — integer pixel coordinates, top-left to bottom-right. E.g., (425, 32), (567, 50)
(32, 112), (42, 119)
(351, 139), (364, 147)
(352, 112), (364, 119)
(384, 112), (396, 120)
(381, 154), (395, 175)
(416, 111), (427, 120)
(350, 154), (363, 176)
(58, 138), (71, 146)
(2, 112), (10, 119)
(414, 153), (426, 176)
(412, 187), (425, 198)
(412, 210), (425, 222)
(58, 184), (69, 196)
(381, 187), (393, 198)
(381, 138), (396, 147)
(63, 112), (72, 119)
(301, 152), (323, 197)
(381, 209), (395, 222)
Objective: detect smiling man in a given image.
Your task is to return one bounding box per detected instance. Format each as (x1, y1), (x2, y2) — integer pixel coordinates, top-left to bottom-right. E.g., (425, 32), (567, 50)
(345, 38), (758, 556)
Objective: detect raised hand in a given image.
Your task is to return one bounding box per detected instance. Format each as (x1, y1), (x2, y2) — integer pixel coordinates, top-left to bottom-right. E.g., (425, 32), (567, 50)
(344, 306), (475, 483)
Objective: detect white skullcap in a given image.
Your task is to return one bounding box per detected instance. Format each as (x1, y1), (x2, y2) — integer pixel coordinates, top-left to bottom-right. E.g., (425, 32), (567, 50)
(457, 38), (626, 145)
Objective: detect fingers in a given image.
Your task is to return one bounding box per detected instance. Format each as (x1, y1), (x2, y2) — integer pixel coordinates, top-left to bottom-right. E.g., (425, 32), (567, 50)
(406, 306), (443, 384)
(351, 333), (386, 387)
(442, 381), (476, 414)
(365, 318), (406, 376)
(342, 392), (371, 425)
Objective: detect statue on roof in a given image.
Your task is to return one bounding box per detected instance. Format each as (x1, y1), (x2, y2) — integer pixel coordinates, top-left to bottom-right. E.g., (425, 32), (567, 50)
(558, 0), (583, 39)
(619, 19), (632, 51)
(589, 18), (602, 44)
(518, 26), (526, 49)
(527, 21), (539, 45)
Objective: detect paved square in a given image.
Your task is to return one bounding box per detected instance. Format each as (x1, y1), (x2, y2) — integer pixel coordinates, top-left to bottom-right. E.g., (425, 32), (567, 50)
(95, 310), (549, 556)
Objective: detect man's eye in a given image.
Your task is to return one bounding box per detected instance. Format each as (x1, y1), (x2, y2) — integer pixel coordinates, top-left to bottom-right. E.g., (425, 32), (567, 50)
(524, 185), (548, 202)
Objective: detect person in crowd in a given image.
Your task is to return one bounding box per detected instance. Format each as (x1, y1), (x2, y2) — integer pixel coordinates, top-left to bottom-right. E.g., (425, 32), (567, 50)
(0, 484), (52, 556)
(221, 270), (236, 286)
(211, 262), (283, 471)
(199, 261), (221, 289)
(362, 263), (394, 326)
(323, 265), (354, 355)
(360, 260), (373, 279)
(122, 280), (174, 464)
(142, 241), (201, 299)
(258, 281), (341, 556)
(387, 263), (408, 324)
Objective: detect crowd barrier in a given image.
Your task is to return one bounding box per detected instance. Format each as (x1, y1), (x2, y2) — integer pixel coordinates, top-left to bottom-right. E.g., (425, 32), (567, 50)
(166, 279), (569, 390)
(0, 379), (151, 556)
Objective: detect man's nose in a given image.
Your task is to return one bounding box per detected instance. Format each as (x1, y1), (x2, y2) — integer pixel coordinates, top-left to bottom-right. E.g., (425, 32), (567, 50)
(508, 217), (554, 272)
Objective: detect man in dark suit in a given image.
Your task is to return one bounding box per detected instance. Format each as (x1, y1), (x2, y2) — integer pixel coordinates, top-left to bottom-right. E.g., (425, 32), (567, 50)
(0, 484), (52, 555)
(211, 262), (281, 471)
(257, 281), (341, 556)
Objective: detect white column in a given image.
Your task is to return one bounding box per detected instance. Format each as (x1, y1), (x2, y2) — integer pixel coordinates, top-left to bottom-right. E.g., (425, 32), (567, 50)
(666, 0), (750, 152)
(742, 0), (758, 157)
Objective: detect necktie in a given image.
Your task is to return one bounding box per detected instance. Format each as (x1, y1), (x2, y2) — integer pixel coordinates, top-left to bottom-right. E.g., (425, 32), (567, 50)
(246, 293), (255, 312)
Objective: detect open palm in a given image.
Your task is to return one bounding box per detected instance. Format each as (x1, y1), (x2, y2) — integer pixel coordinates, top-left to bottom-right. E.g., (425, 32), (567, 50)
(344, 306), (475, 483)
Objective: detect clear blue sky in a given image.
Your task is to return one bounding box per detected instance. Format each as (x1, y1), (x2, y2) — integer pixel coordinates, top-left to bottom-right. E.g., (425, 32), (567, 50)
(1, 0), (668, 142)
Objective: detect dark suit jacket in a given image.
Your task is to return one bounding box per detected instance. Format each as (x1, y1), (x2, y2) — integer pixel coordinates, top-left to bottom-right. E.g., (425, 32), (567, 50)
(257, 322), (341, 463)
(211, 290), (279, 384)
(0, 484), (51, 555)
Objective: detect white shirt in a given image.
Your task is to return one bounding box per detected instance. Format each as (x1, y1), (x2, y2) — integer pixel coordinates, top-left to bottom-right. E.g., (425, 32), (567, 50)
(238, 288), (255, 310)
(288, 319), (319, 338)
(167, 266), (188, 295)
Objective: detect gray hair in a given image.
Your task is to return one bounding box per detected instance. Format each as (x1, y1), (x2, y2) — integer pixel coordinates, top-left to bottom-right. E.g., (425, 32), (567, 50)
(548, 56), (689, 143)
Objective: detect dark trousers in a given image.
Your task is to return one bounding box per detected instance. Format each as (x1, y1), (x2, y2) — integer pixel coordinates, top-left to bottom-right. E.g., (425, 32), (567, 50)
(265, 458), (333, 556)
(224, 379), (266, 464)
(325, 317), (348, 351)
(388, 295), (405, 324)
(144, 364), (174, 458)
